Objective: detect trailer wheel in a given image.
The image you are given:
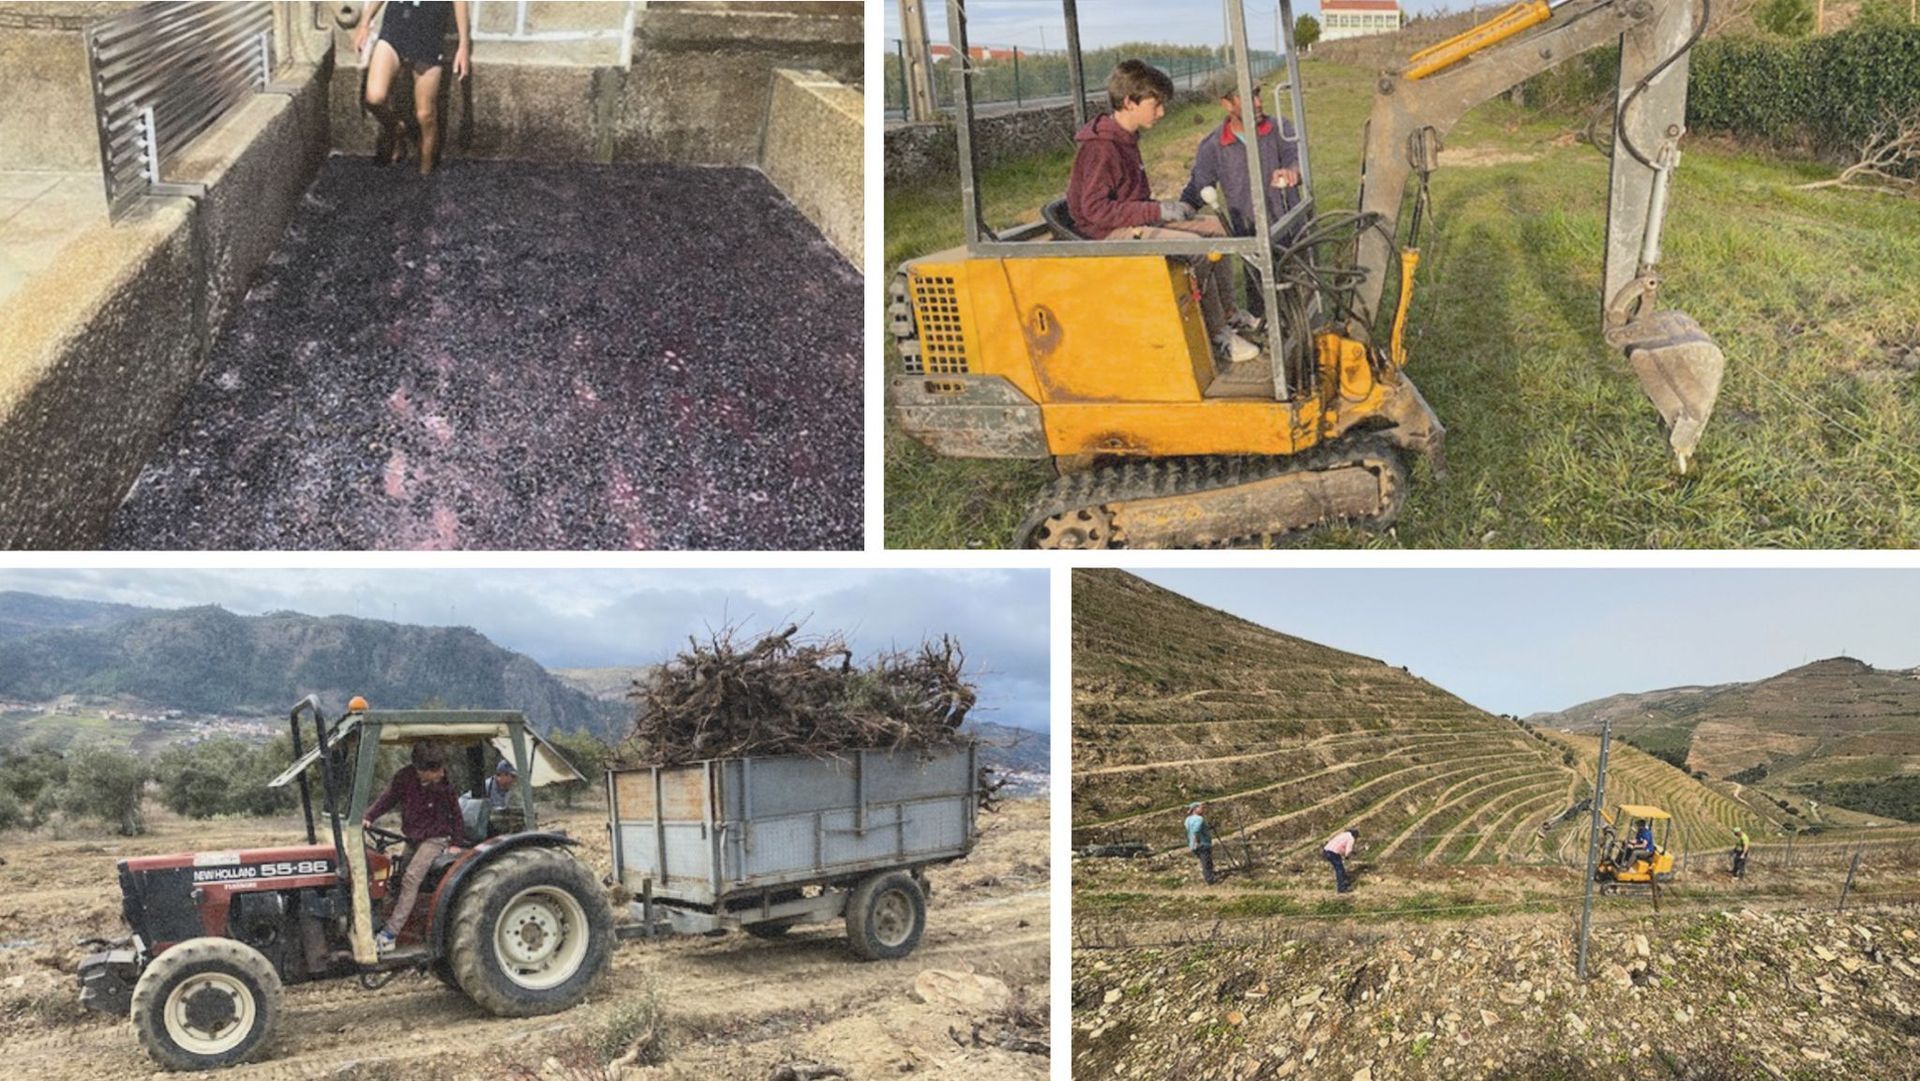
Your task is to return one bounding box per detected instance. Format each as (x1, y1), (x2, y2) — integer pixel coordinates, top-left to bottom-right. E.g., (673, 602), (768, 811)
(447, 847), (613, 1017)
(130, 938), (281, 1071)
(845, 871), (925, 961)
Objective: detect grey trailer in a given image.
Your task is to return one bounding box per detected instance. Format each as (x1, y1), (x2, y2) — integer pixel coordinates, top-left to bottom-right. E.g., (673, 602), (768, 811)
(607, 742), (978, 960)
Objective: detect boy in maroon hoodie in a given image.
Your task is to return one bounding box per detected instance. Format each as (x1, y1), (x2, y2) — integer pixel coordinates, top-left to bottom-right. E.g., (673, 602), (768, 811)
(1067, 60), (1258, 363)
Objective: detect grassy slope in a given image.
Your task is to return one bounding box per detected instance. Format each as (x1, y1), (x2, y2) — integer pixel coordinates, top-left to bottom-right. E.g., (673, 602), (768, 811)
(885, 62), (1920, 548)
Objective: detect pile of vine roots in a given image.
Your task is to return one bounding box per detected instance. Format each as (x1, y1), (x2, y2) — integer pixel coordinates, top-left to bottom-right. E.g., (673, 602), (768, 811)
(626, 625), (979, 767)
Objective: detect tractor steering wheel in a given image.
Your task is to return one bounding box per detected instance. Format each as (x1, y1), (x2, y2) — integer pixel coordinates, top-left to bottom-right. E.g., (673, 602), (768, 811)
(361, 822), (407, 852)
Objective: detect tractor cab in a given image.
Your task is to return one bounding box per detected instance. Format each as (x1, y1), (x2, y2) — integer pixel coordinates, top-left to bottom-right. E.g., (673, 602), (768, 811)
(266, 696), (586, 964)
(80, 696), (611, 1073)
(1595, 803), (1676, 886)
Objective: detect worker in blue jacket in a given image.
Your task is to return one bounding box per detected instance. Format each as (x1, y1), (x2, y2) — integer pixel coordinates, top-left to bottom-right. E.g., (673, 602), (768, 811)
(1179, 79), (1306, 324)
(1185, 801), (1217, 885)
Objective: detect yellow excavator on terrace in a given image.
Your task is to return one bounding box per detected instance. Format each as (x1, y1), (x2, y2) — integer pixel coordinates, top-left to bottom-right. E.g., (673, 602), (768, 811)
(890, 0), (1725, 548)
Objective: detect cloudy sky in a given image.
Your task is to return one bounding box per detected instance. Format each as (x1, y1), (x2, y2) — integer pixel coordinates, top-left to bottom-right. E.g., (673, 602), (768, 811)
(1133, 569), (1920, 717)
(0, 569), (1051, 732)
(883, 0), (1463, 52)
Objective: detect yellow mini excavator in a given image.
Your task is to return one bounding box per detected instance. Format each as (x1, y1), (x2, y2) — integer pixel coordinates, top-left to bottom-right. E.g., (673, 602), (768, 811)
(890, 0), (1725, 548)
(1594, 803), (1678, 889)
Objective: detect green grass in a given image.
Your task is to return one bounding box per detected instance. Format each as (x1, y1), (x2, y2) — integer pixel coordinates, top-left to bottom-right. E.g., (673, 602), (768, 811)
(885, 62), (1920, 548)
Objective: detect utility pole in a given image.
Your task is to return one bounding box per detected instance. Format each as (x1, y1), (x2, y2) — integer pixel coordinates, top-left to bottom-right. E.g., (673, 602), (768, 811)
(1576, 715), (1613, 981)
(1062, 0), (1087, 127)
(899, 0), (939, 123)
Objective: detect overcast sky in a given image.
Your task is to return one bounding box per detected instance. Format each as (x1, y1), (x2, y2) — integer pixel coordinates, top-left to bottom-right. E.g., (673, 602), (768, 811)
(884, 0), (1467, 51)
(1132, 569), (1920, 717)
(0, 569), (1050, 732)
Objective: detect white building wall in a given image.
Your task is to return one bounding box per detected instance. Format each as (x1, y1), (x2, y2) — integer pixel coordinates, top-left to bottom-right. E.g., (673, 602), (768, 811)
(1320, 8), (1403, 40)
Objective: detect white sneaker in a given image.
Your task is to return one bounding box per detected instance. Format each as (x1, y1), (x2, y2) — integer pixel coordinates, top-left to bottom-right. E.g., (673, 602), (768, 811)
(375, 929), (397, 954)
(1213, 328), (1259, 364)
(1228, 309), (1263, 333)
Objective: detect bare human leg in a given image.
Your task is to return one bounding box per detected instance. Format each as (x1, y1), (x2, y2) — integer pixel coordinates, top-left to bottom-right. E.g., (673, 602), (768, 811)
(413, 63), (446, 175)
(364, 39), (404, 164)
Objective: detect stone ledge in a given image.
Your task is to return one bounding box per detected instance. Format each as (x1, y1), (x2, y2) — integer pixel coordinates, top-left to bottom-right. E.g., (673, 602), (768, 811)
(0, 60), (330, 548)
(762, 69), (862, 271)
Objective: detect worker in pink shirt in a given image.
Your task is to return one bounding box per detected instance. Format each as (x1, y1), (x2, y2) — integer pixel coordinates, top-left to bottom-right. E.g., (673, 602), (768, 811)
(1323, 827), (1358, 894)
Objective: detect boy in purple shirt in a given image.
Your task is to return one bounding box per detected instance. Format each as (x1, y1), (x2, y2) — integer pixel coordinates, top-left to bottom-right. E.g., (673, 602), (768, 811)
(1066, 60), (1261, 363)
(363, 741), (462, 952)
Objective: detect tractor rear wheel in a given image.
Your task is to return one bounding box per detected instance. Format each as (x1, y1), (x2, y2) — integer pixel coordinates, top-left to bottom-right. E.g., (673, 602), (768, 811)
(447, 847), (612, 1017)
(844, 871), (925, 961)
(130, 937), (281, 1071)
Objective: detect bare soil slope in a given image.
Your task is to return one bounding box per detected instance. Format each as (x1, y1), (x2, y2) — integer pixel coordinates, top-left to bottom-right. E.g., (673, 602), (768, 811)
(1075, 900), (1920, 1080)
(0, 797), (1048, 1080)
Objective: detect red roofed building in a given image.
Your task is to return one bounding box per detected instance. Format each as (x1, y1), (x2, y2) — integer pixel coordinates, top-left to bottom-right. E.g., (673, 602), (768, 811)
(1320, 0), (1404, 40)
(928, 43), (1023, 62)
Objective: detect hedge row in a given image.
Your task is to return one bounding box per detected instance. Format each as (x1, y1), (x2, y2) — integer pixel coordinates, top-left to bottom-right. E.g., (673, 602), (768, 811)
(1522, 25), (1920, 155)
(1689, 26), (1920, 150)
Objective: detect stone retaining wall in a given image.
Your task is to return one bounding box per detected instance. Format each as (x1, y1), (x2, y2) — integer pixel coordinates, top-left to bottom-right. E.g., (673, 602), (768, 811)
(885, 87), (1213, 190)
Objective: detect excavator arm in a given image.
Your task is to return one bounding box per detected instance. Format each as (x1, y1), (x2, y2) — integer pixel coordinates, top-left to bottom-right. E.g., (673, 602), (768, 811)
(1352, 0), (1724, 470)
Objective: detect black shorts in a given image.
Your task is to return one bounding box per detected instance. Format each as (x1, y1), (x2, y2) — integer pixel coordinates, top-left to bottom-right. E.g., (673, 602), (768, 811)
(379, 0), (453, 68)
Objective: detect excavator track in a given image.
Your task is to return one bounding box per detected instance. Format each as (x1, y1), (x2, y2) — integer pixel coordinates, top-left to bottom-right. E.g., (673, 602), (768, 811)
(1016, 434), (1408, 549)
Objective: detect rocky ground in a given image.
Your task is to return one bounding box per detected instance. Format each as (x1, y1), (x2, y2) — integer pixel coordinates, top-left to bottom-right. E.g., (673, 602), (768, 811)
(106, 157), (863, 550)
(1073, 902), (1920, 1081)
(0, 796), (1046, 1079)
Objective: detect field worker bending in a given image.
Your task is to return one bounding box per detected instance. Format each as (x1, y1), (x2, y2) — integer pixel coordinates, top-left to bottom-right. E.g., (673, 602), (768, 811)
(1324, 827), (1358, 894)
(1185, 801), (1217, 885)
(1731, 827), (1750, 878)
(363, 741), (462, 953)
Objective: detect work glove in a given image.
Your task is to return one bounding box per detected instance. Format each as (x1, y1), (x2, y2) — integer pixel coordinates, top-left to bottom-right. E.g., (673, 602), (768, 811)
(1160, 200), (1196, 223)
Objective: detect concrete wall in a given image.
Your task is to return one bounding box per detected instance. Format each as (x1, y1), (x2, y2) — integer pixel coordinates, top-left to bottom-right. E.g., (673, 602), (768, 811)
(328, 1), (863, 167)
(0, 3), (140, 170)
(0, 59), (331, 548)
(885, 86), (1213, 190)
(761, 69), (862, 270)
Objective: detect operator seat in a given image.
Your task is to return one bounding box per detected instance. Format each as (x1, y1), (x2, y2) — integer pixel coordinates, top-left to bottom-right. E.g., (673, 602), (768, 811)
(1041, 198), (1090, 241)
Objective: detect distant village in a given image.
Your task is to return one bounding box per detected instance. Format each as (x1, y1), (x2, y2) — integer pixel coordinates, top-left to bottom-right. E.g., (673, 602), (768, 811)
(0, 695), (276, 744)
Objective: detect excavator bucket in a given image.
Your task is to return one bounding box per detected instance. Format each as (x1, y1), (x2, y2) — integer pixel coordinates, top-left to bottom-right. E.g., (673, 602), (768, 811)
(1614, 309), (1724, 473)
(1603, 0), (1721, 471)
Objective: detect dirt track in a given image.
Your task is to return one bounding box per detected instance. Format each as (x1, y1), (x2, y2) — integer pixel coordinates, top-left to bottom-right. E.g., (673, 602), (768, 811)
(0, 797), (1049, 1080)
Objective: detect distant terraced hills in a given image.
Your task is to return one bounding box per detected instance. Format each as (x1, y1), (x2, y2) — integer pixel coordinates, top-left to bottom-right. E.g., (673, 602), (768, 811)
(1536, 657), (1920, 787)
(1074, 570), (1589, 862)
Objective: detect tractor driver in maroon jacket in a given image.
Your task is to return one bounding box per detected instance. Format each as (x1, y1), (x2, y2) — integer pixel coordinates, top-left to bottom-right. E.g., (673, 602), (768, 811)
(1066, 59), (1262, 364)
(363, 741), (463, 953)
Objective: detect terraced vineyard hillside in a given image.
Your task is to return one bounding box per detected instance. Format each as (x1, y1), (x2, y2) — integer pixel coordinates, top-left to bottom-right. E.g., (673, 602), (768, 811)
(1074, 570), (1584, 865)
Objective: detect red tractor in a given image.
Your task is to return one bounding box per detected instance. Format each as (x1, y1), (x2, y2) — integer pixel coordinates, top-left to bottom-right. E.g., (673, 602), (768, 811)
(77, 697), (614, 1070)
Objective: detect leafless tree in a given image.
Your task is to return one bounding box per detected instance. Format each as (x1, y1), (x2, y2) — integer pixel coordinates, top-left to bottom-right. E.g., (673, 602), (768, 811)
(1798, 109), (1920, 199)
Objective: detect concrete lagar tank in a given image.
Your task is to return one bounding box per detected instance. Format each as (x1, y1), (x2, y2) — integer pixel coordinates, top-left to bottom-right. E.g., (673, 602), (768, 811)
(0, 1), (864, 551)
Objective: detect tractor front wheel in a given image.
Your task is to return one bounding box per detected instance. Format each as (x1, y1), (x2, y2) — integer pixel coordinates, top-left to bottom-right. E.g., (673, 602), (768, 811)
(130, 937), (281, 1071)
(447, 847), (613, 1016)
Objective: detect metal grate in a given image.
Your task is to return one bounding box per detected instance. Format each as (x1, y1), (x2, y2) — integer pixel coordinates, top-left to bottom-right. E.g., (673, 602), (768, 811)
(910, 274), (971, 374)
(85, 1), (275, 222)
